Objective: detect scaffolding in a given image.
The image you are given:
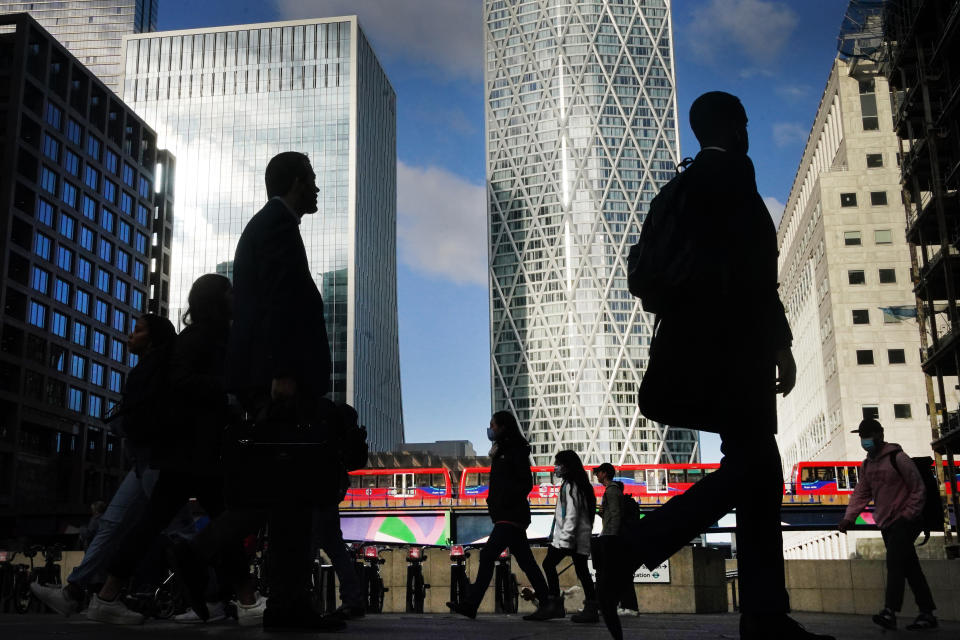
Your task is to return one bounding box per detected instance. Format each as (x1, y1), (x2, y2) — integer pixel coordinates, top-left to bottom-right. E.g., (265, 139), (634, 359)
(872, 0), (960, 557)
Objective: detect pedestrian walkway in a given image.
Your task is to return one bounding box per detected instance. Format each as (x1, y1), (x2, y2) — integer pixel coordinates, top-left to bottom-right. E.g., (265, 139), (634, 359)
(1, 612), (955, 639)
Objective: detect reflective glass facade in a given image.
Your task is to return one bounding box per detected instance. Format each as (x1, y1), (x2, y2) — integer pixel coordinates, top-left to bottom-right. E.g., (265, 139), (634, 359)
(485, 0), (698, 465)
(123, 18), (403, 451)
(0, 1), (158, 93)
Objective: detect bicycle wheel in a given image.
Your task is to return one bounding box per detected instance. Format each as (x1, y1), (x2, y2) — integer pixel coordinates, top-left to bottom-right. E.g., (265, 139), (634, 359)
(13, 574), (31, 614)
(508, 574), (519, 614)
(412, 573), (425, 613)
(375, 577), (386, 613)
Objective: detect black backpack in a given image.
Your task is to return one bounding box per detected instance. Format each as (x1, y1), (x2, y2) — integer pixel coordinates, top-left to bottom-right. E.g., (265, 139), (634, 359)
(618, 492), (642, 537)
(627, 158), (695, 316)
(890, 454), (944, 545)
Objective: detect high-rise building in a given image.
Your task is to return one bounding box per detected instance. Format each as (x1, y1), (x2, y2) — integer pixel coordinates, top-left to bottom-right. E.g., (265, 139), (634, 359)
(122, 17), (404, 451)
(0, 13), (172, 535)
(0, 0), (158, 93)
(484, 0), (695, 465)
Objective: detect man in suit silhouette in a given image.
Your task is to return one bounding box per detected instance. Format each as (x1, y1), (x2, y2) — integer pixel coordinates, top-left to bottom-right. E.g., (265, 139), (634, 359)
(631, 92), (833, 640)
(227, 151), (339, 631)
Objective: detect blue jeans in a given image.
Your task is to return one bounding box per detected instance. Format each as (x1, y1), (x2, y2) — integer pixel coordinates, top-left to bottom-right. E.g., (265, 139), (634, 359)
(67, 468), (159, 586)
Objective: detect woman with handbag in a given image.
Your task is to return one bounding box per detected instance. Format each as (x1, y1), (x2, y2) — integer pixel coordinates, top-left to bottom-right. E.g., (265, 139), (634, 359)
(87, 274), (259, 625)
(540, 449), (598, 621)
(447, 411), (554, 621)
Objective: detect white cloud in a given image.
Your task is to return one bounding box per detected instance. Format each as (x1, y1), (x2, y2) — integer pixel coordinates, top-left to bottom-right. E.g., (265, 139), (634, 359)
(687, 0), (799, 65)
(274, 0), (482, 80)
(397, 162), (487, 286)
(776, 83), (811, 100)
(764, 196), (786, 225)
(772, 122), (808, 147)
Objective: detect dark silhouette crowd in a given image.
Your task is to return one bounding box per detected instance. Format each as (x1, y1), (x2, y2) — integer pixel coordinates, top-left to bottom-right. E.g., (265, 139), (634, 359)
(28, 94), (941, 639)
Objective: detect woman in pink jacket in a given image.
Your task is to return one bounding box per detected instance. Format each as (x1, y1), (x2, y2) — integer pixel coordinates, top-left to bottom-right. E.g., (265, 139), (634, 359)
(838, 419), (937, 631)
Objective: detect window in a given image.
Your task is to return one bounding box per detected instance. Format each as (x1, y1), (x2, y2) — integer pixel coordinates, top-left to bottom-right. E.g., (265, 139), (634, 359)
(860, 79), (880, 130)
(102, 179), (116, 203)
(875, 229), (893, 244)
(848, 270), (866, 285)
(66, 119), (82, 144)
(88, 394), (102, 417)
(96, 268), (110, 293)
(108, 369), (122, 392)
(70, 354), (86, 379)
(83, 165), (99, 190)
(31, 266), (49, 294)
(76, 257), (91, 282)
(111, 308), (127, 332)
(118, 220), (131, 244)
(94, 299), (109, 324)
(104, 149), (118, 174)
(131, 289), (144, 312)
(128, 353), (139, 368)
(60, 180), (77, 208)
(36, 198), (54, 226)
(45, 102), (62, 129)
(119, 192), (133, 215)
(100, 208), (114, 234)
(862, 405), (880, 420)
(86, 135), (101, 160)
(98, 238), (113, 262)
(55, 245), (73, 272)
(136, 204), (149, 227)
(841, 193), (858, 207)
(42, 134), (60, 162)
(122, 163), (135, 187)
(34, 232), (52, 260)
(92, 330), (107, 355)
(870, 191), (888, 206)
(28, 301), (47, 328)
(866, 153), (883, 168)
(68, 387), (83, 413)
(74, 288), (90, 314)
(138, 177), (151, 199)
(110, 338), (124, 362)
(58, 213), (75, 240)
(115, 249), (130, 274)
(90, 362), (104, 386)
(894, 403), (912, 419)
(72, 321), (88, 346)
(63, 150), (79, 176)
(81, 194), (97, 220)
(79, 225), (94, 251)
(51, 311), (67, 337)
(113, 279), (128, 303)
(888, 349), (906, 364)
(852, 309), (870, 324)
(134, 232), (147, 255)
(133, 260), (146, 283)
(856, 349), (875, 365)
(40, 166), (57, 194)
(844, 231), (862, 246)
(53, 278), (70, 304)
(879, 268), (896, 284)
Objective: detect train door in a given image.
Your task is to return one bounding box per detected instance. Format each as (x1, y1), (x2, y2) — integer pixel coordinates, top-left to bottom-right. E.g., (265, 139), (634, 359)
(646, 469), (668, 493)
(835, 466), (858, 492)
(392, 473), (416, 497)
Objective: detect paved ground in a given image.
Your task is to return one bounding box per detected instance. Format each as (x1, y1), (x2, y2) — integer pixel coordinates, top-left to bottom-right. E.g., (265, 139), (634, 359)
(0, 612), (956, 639)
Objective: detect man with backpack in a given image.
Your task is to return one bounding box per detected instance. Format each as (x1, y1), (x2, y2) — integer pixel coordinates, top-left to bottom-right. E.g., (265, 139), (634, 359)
(625, 92), (833, 640)
(838, 419), (938, 631)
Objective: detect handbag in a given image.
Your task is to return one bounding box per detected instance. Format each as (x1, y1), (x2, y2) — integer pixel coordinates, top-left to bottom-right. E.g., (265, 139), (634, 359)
(221, 397), (344, 509)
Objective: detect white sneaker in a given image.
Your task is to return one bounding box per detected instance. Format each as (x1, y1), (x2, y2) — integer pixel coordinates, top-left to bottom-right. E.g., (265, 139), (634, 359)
(30, 583), (80, 617)
(617, 607), (639, 617)
(234, 592), (266, 627)
(174, 601), (227, 624)
(85, 594), (145, 625)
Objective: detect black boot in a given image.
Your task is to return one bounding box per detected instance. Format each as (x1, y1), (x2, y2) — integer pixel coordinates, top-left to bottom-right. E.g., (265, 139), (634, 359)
(570, 600), (599, 623)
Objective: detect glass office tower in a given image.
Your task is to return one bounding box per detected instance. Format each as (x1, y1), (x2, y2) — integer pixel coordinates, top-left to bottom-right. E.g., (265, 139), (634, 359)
(485, 0), (698, 465)
(122, 18), (404, 451)
(0, 0), (158, 93)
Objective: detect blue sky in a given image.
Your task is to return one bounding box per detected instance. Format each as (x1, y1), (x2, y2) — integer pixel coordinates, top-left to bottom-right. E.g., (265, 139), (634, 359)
(158, 0), (850, 461)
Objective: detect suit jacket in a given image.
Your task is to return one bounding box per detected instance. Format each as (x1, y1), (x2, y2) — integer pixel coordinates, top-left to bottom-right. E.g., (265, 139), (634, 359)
(226, 199), (332, 397)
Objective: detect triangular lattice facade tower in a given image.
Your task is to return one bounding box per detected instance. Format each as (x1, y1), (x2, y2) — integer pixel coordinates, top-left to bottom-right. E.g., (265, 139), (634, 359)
(484, 0), (699, 466)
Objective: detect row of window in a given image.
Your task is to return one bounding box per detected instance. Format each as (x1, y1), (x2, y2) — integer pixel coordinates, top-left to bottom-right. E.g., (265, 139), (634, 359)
(848, 268), (897, 285)
(843, 229), (895, 246)
(34, 232), (148, 305)
(840, 191), (888, 207)
(38, 163), (152, 235)
(27, 298), (133, 366)
(862, 404), (913, 421)
(851, 309), (906, 325)
(855, 348), (907, 365)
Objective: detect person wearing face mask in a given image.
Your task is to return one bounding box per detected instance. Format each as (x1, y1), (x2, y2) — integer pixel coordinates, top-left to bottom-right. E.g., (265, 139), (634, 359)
(539, 450), (597, 621)
(838, 419), (937, 631)
(447, 411), (553, 620)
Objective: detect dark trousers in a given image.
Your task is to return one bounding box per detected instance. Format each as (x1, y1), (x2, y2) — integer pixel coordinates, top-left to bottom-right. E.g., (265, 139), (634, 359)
(469, 522), (548, 609)
(881, 519), (936, 613)
(108, 471), (246, 590)
(312, 505), (363, 608)
(631, 430), (789, 614)
(591, 536), (632, 640)
(542, 546), (595, 600)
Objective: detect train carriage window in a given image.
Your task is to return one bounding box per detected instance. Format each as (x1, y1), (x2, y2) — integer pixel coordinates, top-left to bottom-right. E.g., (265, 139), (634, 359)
(836, 466), (859, 491)
(392, 473), (415, 497)
(668, 469), (686, 484)
(801, 467), (814, 483)
(617, 469), (637, 482)
(646, 469), (668, 493)
(687, 468), (704, 481)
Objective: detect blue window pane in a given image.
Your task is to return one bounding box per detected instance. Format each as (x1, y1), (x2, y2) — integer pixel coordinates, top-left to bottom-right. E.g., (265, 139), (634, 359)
(115, 249), (130, 273)
(28, 301), (47, 328)
(92, 330), (107, 354)
(118, 221), (131, 244)
(63, 151), (79, 176)
(68, 387), (83, 413)
(76, 257), (92, 282)
(135, 204), (150, 227)
(133, 260), (146, 283)
(54, 278), (70, 304)
(60, 181), (77, 208)
(31, 266), (49, 294)
(84, 166), (99, 190)
(74, 288), (90, 314)
(36, 198), (55, 226)
(122, 163), (135, 187)
(98, 238), (113, 262)
(94, 299), (109, 324)
(90, 362), (104, 386)
(108, 369), (122, 392)
(112, 309), (126, 332)
(42, 134), (60, 162)
(66, 119), (82, 145)
(81, 194), (97, 220)
(102, 179), (117, 204)
(138, 176), (151, 199)
(79, 226), (95, 251)
(51, 312), (68, 338)
(87, 135), (101, 160)
(88, 395), (103, 418)
(58, 214), (75, 240)
(128, 353), (139, 368)
(40, 167), (57, 194)
(56, 245), (73, 271)
(96, 268), (111, 293)
(72, 321), (88, 346)
(134, 232), (148, 255)
(34, 232), (52, 260)
(45, 102), (62, 130)
(113, 279), (128, 303)
(71, 354), (86, 379)
(131, 289), (144, 312)
(100, 208), (115, 234)
(104, 149), (118, 174)
(110, 338), (124, 362)
(119, 192), (133, 215)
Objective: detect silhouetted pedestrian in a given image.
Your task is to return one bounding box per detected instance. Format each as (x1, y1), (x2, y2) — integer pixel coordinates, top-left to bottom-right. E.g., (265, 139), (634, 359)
(590, 462), (637, 639)
(447, 411), (554, 620)
(541, 449), (597, 621)
(627, 92), (834, 640)
(30, 313), (176, 616)
(838, 419), (938, 630)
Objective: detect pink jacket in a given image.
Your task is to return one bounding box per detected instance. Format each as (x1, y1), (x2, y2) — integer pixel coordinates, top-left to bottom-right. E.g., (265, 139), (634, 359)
(843, 442), (925, 530)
